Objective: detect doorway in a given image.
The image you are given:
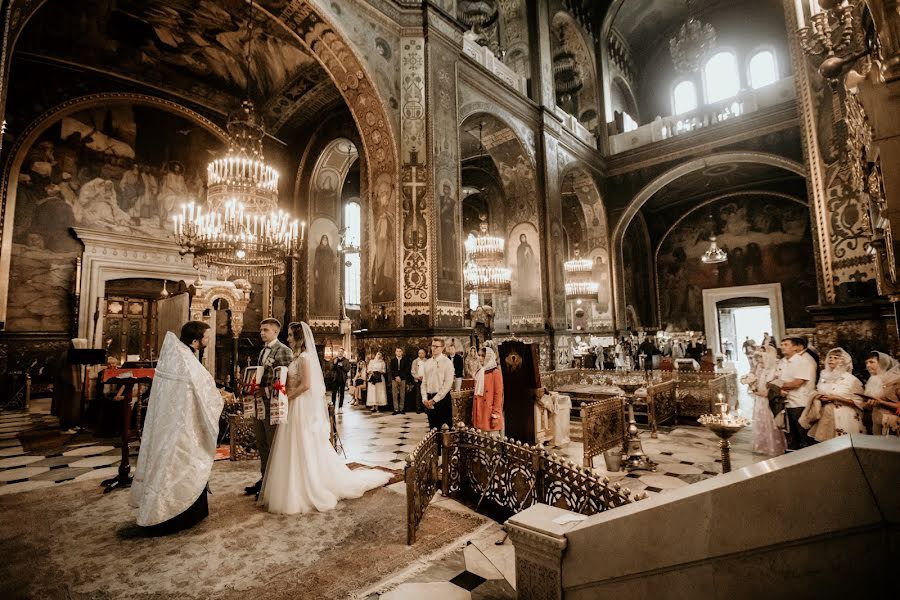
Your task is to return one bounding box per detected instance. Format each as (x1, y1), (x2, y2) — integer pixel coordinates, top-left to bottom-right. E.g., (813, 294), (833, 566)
(716, 299), (774, 373)
(702, 283), (785, 366)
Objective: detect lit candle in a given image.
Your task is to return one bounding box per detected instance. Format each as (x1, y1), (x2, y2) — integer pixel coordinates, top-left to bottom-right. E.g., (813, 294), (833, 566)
(808, 0), (821, 17)
(795, 0), (805, 28)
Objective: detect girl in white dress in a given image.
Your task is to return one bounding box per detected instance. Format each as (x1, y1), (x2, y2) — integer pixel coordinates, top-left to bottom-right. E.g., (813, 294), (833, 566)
(806, 347), (865, 442)
(366, 352), (388, 412)
(258, 323), (392, 515)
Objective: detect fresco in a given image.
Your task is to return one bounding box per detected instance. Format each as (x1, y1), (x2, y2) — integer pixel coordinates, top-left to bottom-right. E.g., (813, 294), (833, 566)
(308, 218), (340, 318)
(508, 222), (543, 318)
(656, 197), (816, 331)
(622, 216), (655, 329)
(19, 0), (324, 112)
(7, 102), (223, 331)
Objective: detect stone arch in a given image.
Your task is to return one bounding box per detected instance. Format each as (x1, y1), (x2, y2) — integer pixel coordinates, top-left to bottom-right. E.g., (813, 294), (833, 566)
(0, 93), (230, 325)
(559, 162), (613, 326)
(459, 110), (542, 329)
(610, 151), (807, 329)
(652, 190), (808, 329)
(3, 0), (400, 320)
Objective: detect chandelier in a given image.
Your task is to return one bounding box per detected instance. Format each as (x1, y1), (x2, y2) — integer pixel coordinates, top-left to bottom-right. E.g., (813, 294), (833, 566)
(564, 245), (598, 302)
(553, 27), (583, 105)
(458, 0), (499, 30)
(701, 236), (728, 264)
(464, 214), (511, 295)
(669, 0), (717, 74)
(173, 1), (303, 279)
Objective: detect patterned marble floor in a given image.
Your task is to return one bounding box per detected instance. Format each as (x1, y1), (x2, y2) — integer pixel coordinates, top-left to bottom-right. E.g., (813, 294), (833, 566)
(1, 394), (767, 599)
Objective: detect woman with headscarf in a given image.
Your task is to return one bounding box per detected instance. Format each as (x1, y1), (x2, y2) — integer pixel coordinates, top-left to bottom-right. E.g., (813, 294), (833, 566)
(803, 348), (864, 442)
(366, 352), (388, 412)
(464, 346), (481, 379)
(750, 345), (786, 455)
(472, 347), (503, 436)
(863, 351), (900, 435)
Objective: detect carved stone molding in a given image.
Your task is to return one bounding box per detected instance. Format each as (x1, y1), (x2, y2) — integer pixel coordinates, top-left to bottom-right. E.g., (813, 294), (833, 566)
(506, 516), (568, 600)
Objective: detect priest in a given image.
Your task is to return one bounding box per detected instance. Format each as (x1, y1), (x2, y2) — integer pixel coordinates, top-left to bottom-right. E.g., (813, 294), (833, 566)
(131, 321), (223, 536)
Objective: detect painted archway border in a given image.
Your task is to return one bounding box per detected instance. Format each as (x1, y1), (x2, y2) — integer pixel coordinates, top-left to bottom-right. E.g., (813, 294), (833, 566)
(610, 151), (807, 331)
(0, 92), (230, 326)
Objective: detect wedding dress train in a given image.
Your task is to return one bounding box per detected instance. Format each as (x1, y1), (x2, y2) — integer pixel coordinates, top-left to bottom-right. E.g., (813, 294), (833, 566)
(258, 324), (391, 515)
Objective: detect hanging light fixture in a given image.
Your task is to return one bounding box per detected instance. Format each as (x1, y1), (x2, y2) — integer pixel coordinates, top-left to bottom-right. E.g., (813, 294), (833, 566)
(553, 25), (584, 106)
(173, 0), (304, 279)
(669, 0), (717, 74)
(464, 214), (511, 295)
(458, 0), (500, 31)
(701, 236), (728, 264)
(564, 244), (598, 302)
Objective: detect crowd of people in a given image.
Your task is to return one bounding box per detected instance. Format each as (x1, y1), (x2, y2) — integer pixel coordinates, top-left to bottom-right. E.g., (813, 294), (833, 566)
(326, 341), (504, 436)
(742, 335), (900, 456)
(577, 333), (716, 372)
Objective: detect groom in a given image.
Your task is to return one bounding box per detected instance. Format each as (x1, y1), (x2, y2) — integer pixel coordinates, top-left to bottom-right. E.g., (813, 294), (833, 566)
(245, 318), (293, 497)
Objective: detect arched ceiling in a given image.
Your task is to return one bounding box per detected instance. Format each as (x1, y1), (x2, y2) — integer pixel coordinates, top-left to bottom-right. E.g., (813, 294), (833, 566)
(13, 0), (341, 137)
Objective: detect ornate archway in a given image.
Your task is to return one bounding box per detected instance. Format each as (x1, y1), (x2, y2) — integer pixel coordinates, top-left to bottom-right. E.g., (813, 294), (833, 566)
(610, 151), (807, 330)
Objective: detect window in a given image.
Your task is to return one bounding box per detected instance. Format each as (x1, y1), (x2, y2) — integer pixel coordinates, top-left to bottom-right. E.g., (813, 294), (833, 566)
(748, 50), (778, 89)
(703, 51), (740, 104)
(343, 201), (361, 307)
(672, 80), (698, 115)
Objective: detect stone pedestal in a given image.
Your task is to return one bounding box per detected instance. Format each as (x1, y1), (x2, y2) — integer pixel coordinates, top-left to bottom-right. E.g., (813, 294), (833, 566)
(506, 503), (574, 600)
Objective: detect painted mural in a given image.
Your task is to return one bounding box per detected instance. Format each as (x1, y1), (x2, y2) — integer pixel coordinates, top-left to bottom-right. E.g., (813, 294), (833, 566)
(7, 102), (223, 331)
(308, 218), (340, 318)
(509, 222), (543, 321)
(656, 197), (816, 331)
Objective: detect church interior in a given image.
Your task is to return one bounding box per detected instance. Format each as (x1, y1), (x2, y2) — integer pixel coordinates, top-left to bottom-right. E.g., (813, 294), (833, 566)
(0, 0), (898, 598)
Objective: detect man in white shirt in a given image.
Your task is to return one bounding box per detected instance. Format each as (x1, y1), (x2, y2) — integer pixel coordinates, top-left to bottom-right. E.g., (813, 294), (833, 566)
(421, 338), (455, 430)
(411, 348), (427, 414)
(778, 336), (819, 450)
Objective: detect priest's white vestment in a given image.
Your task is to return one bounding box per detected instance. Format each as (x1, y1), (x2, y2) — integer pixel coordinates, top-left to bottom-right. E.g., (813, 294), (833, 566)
(131, 332), (223, 526)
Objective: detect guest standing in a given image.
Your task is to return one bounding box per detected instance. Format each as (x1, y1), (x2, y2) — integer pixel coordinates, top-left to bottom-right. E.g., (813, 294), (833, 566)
(422, 338), (454, 430)
(447, 343), (464, 391)
(390, 348), (410, 415)
(777, 336), (818, 450)
(331, 348), (351, 414)
(411, 348), (427, 414)
(472, 347), (503, 436)
(751, 346), (786, 455)
(804, 348), (865, 441)
(366, 352), (388, 412)
(864, 351), (900, 435)
(464, 346), (481, 379)
(351, 360), (367, 405)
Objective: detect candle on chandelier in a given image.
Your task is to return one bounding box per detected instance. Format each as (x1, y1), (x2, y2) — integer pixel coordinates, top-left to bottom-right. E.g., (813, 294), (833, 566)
(794, 0), (805, 27)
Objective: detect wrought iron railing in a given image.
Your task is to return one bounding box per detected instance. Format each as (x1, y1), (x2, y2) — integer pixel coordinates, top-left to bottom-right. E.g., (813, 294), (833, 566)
(404, 428), (442, 544)
(645, 379), (677, 436)
(445, 426), (640, 515)
(581, 396), (627, 468)
(672, 373), (729, 419)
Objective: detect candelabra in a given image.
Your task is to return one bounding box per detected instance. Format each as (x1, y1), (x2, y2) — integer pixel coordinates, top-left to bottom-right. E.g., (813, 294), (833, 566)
(563, 245), (598, 302)
(698, 396), (749, 473)
(464, 214), (511, 295)
(796, 1), (867, 77)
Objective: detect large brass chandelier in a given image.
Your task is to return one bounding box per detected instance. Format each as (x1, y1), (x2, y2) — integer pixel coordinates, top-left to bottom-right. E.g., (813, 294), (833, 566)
(669, 0), (717, 74)
(564, 244), (598, 302)
(173, 0), (303, 279)
(464, 214), (511, 295)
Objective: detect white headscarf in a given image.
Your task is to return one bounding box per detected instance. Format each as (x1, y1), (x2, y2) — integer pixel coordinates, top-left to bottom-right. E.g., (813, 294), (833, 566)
(821, 347), (853, 383)
(474, 347), (498, 397)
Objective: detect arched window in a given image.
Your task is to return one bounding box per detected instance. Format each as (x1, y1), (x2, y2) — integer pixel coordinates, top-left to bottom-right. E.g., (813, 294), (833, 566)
(703, 51), (740, 104)
(672, 80), (698, 115)
(748, 49), (778, 89)
(343, 201), (361, 307)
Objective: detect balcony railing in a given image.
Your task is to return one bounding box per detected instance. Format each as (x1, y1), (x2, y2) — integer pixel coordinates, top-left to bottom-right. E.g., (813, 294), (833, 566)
(609, 76), (796, 154)
(462, 33), (528, 96)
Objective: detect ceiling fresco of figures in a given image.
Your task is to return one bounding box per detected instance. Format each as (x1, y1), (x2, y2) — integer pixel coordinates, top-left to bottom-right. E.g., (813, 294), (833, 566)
(17, 0), (331, 126)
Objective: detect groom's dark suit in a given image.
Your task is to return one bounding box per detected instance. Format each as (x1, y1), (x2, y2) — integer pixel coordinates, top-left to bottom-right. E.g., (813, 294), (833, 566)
(253, 338), (293, 482)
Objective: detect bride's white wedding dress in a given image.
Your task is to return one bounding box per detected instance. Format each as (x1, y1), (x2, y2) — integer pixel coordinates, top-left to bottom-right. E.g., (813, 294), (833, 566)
(259, 324), (391, 515)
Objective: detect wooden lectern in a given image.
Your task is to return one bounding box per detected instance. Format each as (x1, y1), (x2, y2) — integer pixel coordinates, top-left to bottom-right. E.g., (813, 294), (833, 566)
(498, 340), (541, 445)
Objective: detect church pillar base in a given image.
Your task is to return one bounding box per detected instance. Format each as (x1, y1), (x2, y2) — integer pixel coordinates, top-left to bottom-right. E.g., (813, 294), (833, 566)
(806, 300), (900, 356)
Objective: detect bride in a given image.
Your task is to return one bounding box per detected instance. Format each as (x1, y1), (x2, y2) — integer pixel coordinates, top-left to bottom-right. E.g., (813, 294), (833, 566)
(258, 322), (392, 514)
